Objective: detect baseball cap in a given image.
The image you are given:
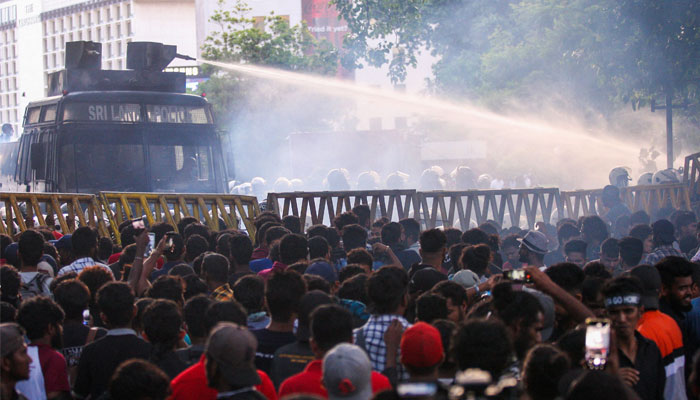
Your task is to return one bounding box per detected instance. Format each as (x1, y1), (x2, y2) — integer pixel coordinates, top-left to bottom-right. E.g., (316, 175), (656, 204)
(629, 265), (661, 310)
(3, 243), (19, 266)
(451, 269), (480, 289)
(205, 322), (260, 387)
(322, 343), (372, 400)
(400, 322), (444, 368)
(305, 260), (338, 284)
(0, 323), (25, 357)
(518, 231), (549, 254)
(50, 234), (72, 251)
(409, 268), (448, 294)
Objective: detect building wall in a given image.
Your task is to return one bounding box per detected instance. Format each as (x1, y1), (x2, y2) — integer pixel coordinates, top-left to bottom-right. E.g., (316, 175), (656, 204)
(2, 0), (197, 140)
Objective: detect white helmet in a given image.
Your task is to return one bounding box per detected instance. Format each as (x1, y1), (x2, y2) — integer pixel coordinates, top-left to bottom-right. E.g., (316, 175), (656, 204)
(451, 166), (476, 189)
(637, 172), (653, 186)
(477, 174), (492, 189)
(609, 167), (632, 188)
(386, 171), (409, 189)
(357, 171), (381, 190)
(273, 177), (293, 193)
(652, 168), (680, 184)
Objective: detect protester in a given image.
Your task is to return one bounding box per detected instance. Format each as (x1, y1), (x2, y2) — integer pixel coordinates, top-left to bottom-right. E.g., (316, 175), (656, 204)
(0, 323), (32, 400)
(142, 299), (188, 379)
(177, 294), (212, 366)
(643, 220), (685, 265)
(58, 227), (113, 277)
(107, 359), (171, 400)
(518, 231), (549, 269)
(17, 230), (52, 298)
(564, 239), (587, 268)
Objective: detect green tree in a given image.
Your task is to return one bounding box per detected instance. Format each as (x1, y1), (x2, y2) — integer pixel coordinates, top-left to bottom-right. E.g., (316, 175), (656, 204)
(197, 0), (342, 181)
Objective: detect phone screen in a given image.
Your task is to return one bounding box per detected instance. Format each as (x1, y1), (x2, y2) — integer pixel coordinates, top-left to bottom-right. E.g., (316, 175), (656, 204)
(503, 269), (533, 283)
(585, 318), (610, 370)
(132, 218), (145, 230)
(397, 382), (438, 398)
(145, 233), (155, 257)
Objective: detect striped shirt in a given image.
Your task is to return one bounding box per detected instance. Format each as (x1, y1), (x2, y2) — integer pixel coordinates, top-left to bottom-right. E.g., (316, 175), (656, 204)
(58, 257), (113, 277)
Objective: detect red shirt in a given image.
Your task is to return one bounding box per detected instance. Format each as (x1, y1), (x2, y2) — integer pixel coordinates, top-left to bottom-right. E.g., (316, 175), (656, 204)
(169, 356), (277, 400)
(278, 359), (391, 399)
(32, 343), (71, 394)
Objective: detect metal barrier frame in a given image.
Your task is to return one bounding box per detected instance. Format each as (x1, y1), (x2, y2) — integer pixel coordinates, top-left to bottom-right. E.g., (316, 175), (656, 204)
(99, 192), (260, 245)
(0, 192), (109, 237)
(266, 190), (419, 227)
(418, 188), (564, 230)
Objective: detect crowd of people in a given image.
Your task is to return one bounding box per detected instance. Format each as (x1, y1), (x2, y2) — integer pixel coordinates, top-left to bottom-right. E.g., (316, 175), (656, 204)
(1, 193), (700, 400)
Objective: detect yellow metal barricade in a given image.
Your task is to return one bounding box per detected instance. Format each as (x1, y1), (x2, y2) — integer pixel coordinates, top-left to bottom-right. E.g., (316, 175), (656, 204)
(99, 192), (260, 245)
(418, 188), (563, 230)
(0, 192), (109, 238)
(684, 152), (700, 204)
(266, 190), (419, 227)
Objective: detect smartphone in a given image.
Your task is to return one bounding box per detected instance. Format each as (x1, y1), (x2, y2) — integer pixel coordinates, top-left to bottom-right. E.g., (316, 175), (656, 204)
(131, 218), (145, 230)
(145, 232), (155, 257)
(503, 269), (533, 284)
(165, 236), (174, 250)
(585, 318), (611, 370)
(397, 382), (438, 398)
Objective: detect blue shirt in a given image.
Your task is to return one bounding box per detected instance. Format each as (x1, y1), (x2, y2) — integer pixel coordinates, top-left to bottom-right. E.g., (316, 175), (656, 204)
(250, 258), (273, 273)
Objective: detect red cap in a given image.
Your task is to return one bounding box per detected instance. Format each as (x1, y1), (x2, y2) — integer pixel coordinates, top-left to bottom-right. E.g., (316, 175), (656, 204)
(400, 322), (444, 367)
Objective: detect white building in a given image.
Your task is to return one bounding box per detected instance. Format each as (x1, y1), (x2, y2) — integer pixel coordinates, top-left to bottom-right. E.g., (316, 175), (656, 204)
(2, 0), (198, 139)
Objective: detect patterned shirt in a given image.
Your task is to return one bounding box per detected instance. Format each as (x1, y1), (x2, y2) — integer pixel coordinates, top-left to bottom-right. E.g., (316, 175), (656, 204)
(354, 314), (412, 381)
(642, 245), (685, 266)
(212, 283), (235, 302)
(57, 257), (113, 277)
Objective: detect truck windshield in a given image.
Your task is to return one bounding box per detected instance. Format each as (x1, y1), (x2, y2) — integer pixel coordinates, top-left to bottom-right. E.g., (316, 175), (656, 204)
(58, 125), (219, 193)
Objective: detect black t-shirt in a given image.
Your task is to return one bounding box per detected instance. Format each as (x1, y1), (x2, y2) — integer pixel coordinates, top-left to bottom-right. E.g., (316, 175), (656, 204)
(252, 329), (296, 374)
(270, 340), (315, 388)
(151, 350), (188, 379)
(61, 322), (107, 368)
(175, 344), (205, 367)
(74, 332), (152, 399)
(617, 331), (665, 400)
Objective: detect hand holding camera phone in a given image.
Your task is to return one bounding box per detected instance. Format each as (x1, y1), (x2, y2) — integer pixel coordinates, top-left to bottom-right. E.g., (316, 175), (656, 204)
(502, 269), (533, 284)
(585, 318), (611, 370)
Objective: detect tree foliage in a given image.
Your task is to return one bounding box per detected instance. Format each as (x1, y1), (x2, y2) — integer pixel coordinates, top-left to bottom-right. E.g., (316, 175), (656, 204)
(333, 0), (700, 115)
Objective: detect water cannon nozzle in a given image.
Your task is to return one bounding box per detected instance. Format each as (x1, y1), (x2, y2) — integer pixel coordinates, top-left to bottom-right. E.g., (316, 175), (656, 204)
(175, 53), (196, 62)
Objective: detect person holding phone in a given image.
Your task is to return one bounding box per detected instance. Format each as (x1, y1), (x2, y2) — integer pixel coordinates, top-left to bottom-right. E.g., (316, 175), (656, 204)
(601, 276), (665, 400)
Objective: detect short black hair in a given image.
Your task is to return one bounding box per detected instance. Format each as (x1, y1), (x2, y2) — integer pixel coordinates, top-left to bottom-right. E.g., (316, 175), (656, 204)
(204, 300), (247, 332)
(656, 256), (693, 288)
(367, 266), (408, 314)
(630, 210), (650, 226)
(491, 282), (543, 329)
(16, 296), (65, 340)
(18, 230), (45, 267)
(310, 304), (353, 352)
(381, 222), (402, 246)
(431, 280), (468, 308)
(600, 238), (619, 258)
(461, 228), (489, 245)
(202, 253), (230, 283)
(183, 223), (211, 242)
(53, 279), (91, 320)
(452, 319), (512, 380)
(618, 237), (643, 267)
(266, 270), (307, 322)
(169, 264), (195, 277)
(582, 261), (612, 279)
(177, 217), (200, 237)
(279, 234), (308, 265)
(522, 344), (571, 400)
(557, 223), (580, 246)
(399, 218), (421, 241)
(416, 292), (448, 323)
(97, 282), (135, 327)
(257, 221), (282, 246)
(545, 263), (585, 294)
(142, 299), (182, 351)
(346, 249), (372, 271)
(303, 274), (331, 294)
(183, 294), (212, 339)
(298, 290), (333, 337)
(282, 215), (302, 234)
(420, 229), (447, 253)
(183, 275), (208, 299)
(338, 264), (365, 283)
(150, 222), (175, 246)
(308, 236), (330, 260)
(342, 224), (367, 251)
(352, 205), (371, 228)
(228, 234), (253, 266)
(581, 216), (609, 243)
(184, 234), (209, 263)
(72, 226), (98, 257)
(629, 224), (652, 242)
(147, 275), (185, 305)
(333, 212), (359, 231)
(461, 244), (491, 276)
(337, 273), (369, 304)
(0, 266), (20, 306)
(502, 234), (521, 249)
(448, 243), (467, 271)
(0, 301), (17, 323)
(444, 228), (463, 248)
(232, 275), (265, 315)
(78, 266), (114, 305)
(108, 359), (170, 400)
(564, 239), (587, 255)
